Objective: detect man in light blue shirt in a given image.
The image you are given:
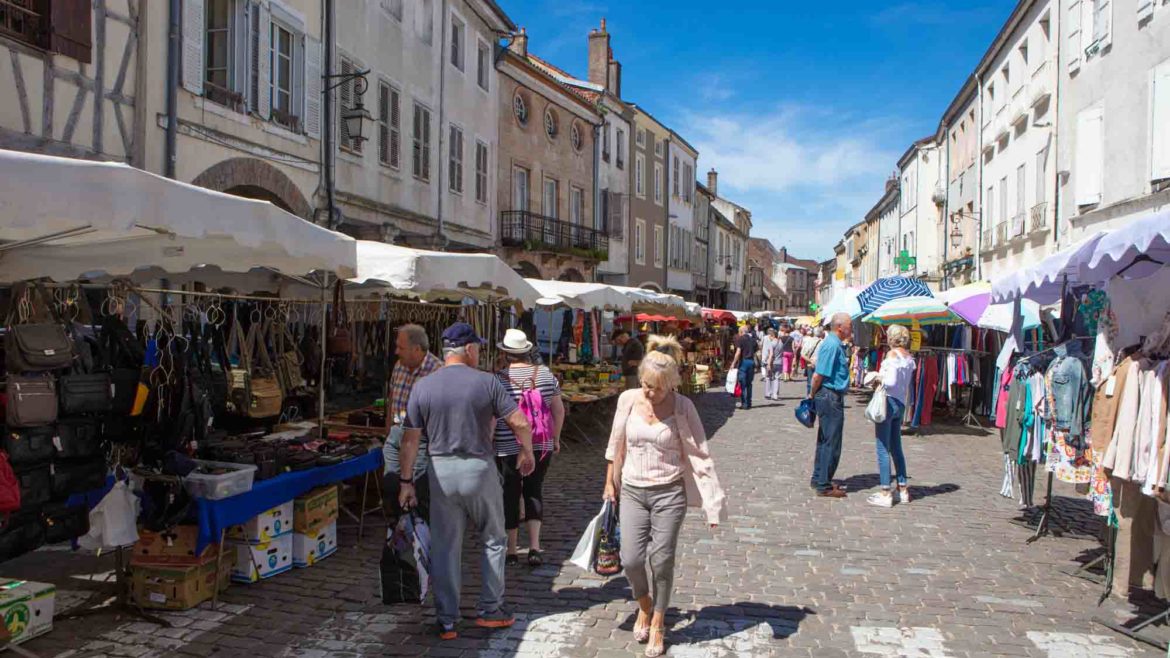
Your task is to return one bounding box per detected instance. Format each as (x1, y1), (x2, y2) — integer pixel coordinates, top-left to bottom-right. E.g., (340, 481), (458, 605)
(807, 313), (853, 498)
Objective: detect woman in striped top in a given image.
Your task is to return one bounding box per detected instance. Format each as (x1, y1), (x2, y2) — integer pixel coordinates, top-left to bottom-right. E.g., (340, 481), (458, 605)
(494, 329), (565, 568)
(604, 335), (726, 657)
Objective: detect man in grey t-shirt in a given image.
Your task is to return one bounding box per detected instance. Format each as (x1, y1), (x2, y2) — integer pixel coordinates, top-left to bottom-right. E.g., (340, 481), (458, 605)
(399, 323), (534, 640)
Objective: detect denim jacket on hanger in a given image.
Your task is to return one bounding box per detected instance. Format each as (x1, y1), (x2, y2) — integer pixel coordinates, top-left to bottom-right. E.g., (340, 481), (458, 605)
(1046, 346), (1091, 438)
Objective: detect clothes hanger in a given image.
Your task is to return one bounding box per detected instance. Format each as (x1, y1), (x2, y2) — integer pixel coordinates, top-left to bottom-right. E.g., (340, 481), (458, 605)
(1116, 253), (1166, 278)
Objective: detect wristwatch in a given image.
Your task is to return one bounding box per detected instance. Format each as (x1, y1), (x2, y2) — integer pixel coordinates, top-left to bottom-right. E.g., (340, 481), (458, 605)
(399, 476), (414, 485)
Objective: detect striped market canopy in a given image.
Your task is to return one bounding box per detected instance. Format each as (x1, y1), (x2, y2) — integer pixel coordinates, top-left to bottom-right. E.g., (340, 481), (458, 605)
(856, 276), (934, 315)
(863, 296), (961, 326)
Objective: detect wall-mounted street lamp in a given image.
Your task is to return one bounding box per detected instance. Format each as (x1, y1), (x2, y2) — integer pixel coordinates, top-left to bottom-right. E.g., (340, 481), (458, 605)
(326, 70), (373, 145)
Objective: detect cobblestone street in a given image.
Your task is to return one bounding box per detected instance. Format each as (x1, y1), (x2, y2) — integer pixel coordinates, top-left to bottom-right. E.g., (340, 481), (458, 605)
(5, 378), (1161, 657)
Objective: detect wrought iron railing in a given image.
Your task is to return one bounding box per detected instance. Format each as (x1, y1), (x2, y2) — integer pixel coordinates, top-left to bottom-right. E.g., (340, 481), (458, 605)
(982, 228), (993, 250)
(1030, 202), (1048, 233)
(995, 222), (1008, 245)
(500, 210), (609, 259)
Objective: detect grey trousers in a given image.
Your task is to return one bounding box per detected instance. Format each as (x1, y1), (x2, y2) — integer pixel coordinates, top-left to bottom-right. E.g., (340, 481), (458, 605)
(428, 455), (507, 626)
(619, 480), (687, 612)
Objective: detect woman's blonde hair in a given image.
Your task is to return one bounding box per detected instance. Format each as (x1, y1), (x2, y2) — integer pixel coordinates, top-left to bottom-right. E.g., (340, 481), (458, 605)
(639, 334), (683, 391)
(888, 324), (911, 349)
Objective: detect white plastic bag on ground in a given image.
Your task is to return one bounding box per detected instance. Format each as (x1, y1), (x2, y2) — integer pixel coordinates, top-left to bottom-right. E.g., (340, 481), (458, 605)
(570, 503), (608, 571)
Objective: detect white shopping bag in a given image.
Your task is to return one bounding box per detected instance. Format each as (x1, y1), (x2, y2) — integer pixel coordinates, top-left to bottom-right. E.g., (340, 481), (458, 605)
(724, 368), (739, 396)
(570, 502), (609, 571)
(79, 480), (140, 553)
(864, 386), (888, 424)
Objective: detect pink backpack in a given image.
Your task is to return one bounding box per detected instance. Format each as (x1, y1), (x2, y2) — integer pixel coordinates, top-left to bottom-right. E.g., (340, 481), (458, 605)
(512, 368), (553, 447)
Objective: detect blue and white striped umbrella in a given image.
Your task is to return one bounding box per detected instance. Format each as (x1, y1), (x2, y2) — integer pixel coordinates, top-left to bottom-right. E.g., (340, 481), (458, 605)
(856, 277), (934, 315)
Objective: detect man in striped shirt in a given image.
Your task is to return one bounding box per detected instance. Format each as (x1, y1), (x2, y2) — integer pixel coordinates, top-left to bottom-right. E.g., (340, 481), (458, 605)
(383, 324), (442, 519)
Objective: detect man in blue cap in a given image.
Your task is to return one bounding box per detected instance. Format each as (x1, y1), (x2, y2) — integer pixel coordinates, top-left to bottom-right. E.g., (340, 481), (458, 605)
(398, 322), (535, 640)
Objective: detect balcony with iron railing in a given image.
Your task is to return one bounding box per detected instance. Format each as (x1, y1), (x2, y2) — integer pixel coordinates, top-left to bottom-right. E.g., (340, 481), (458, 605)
(499, 210), (609, 260)
(0, 0), (43, 46)
(1029, 202), (1049, 233)
(982, 228), (994, 251)
(995, 222), (1008, 246)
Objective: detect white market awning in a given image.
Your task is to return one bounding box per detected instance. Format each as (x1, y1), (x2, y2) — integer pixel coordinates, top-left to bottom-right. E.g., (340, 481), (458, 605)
(991, 232), (1106, 304)
(1079, 207), (1170, 283)
(608, 285), (690, 316)
(350, 241), (540, 306)
(0, 149), (357, 284)
(523, 279), (633, 311)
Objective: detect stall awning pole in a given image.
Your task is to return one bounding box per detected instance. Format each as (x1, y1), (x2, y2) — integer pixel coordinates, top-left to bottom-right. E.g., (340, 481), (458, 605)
(319, 271), (329, 437)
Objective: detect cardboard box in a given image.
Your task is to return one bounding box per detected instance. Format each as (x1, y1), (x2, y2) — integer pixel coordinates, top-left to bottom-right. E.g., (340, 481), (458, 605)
(226, 500), (294, 545)
(292, 522), (338, 568)
(0, 579), (55, 645)
(131, 526), (219, 567)
(294, 486), (338, 534)
(229, 534), (293, 583)
(130, 561), (230, 611)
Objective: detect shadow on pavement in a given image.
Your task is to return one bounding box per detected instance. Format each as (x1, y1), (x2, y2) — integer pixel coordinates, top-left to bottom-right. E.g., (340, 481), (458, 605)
(692, 389), (736, 439)
(667, 602), (815, 645)
(836, 473), (962, 501)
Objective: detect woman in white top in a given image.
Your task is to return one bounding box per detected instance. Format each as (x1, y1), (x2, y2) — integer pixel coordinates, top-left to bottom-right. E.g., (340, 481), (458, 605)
(760, 328), (781, 401)
(604, 335), (726, 657)
(869, 324), (916, 508)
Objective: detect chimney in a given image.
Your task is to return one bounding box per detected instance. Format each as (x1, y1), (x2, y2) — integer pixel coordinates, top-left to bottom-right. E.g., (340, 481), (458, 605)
(607, 57), (622, 98)
(707, 168), (718, 197)
(510, 27), (528, 58)
(885, 174), (898, 193)
(588, 18), (610, 89)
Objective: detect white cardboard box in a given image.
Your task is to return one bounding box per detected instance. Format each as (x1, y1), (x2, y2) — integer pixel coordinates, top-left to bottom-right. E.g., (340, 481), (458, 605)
(226, 500), (294, 545)
(229, 534), (293, 583)
(292, 522), (338, 568)
(0, 579), (55, 645)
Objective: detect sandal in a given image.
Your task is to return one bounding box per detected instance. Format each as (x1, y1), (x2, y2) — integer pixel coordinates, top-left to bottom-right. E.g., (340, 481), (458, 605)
(527, 550), (543, 568)
(633, 609), (651, 643)
(505, 554), (519, 567)
(645, 626), (666, 657)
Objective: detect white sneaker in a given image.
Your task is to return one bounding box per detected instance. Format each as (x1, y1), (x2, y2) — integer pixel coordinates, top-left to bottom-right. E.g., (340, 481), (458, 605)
(898, 487), (911, 504)
(867, 492), (894, 508)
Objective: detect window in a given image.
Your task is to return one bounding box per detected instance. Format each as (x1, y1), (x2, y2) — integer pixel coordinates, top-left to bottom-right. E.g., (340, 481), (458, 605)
(654, 226), (664, 267)
(544, 108), (558, 139)
(513, 93), (528, 125)
(654, 163), (663, 204)
(412, 102), (432, 181)
(475, 141), (488, 204)
(672, 156), (680, 197)
(450, 15), (464, 71)
(1, 0), (45, 49)
(476, 40), (489, 91)
(381, 0), (403, 21)
(1087, 0), (1112, 56)
(570, 122), (582, 152)
(654, 140), (664, 158)
(340, 56), (363, 152)
(448, 124), (464, 194)
(636, 128), (646, 147)
(998, 176), (1008, 225)
(1068, 0), (1082, 72)
(1152, 61), (1170, 182)
(1016, 164), (1026, 217)
(570, 187), (584, 226)
(683, 163), (693, 203)
(602, 123), (610, 161)
(635, 154), (645, 198)
(986, 186), (996, 230)
(1076, 106), (1104, 206)
(669, 225), (677, 268)
(378, 81), (401, 169)
(543, 178), (558, 218)
(205, 0), (235, 98)
(1018, 41), (1029, 69)
(635, 219), (646, 265)
(417, 0), (433, 44)
(616, 128), (625, 168)
(269, 21), (298, 130)
(513, 167), (529, 211)
(2, 0), (92, 60)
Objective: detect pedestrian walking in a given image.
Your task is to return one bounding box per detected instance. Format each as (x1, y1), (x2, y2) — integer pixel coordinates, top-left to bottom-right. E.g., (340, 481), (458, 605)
(398, 322), (536, 641)
(778, 325), (797, 383)
(729, 324), (759, 409)
(383, 324), (442, 521)
(761, 328), (781, 401)
(603, 335), (726, 658)
(494, 329), (566, 567)
(791, 327), (806, 379)
(801, 327), (825, 397)
(807, 313), (853, 498)
(612, 328), (645, 390)
(867, 325), (915, 508)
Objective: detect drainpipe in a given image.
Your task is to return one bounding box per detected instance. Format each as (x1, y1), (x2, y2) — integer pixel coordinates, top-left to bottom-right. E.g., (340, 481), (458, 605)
(164, 0), (180, 178)
(975, 71), (985, 282)
(942, 128), (951, 290)
(592, 121), (601, 283)
(323, 0), (336, 227)
(1051, 33), (1063, 248)
(434, 0), (449, 249)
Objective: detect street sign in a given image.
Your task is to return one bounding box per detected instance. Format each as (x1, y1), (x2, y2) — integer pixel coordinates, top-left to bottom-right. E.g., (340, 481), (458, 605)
(895, 250), (917, 272)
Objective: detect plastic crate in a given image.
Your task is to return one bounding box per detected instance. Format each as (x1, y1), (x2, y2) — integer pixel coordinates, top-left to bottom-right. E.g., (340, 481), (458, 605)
(183, 460), (258, 500)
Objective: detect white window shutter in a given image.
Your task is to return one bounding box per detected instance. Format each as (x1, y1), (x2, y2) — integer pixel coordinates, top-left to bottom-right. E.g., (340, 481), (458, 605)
(1138, 0), (1154, 21)
(1095, 0), (1112, 50)
(256, 4), (271, 119)
(1067, 0), (1082, 72)
(1152, 63), (1170, 181)
(1075, 108), (1104, 206)
(182, 0), (205, 95)
(304, 36), (322, 138)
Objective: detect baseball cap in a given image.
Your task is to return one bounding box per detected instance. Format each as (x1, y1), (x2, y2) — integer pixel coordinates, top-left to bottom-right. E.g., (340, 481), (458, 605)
(442, 322), (486, 348)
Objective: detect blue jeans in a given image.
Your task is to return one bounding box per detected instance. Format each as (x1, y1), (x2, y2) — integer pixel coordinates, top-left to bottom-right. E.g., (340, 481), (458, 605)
(875, 397), (908, 489)
(738, 359), (756, 409)
(811, 388), (844, 492)
(805, 367), (814, 396)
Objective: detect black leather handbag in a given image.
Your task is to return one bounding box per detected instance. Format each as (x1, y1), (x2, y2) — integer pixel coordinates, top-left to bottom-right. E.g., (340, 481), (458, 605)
(15, 465), (52, 508)
(50, 460), (106, 500)
(0, 512), (46, 562)
(98, 314), (144, 415)
(59, 372), (113, 415)
(54, 419), (103, 460)
(42, 502), (89, 544)
(3, 426), (56, 467)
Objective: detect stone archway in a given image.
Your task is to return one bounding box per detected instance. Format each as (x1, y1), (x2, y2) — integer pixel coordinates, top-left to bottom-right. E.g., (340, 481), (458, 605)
(557, 268), (585, 282)
(192, 157), (313, 219)
(514, 261), (542, 279)
(637, 282), (663, 293)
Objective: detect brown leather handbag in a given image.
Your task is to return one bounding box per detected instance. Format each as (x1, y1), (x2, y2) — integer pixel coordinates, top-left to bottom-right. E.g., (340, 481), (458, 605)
(5, 283), (74, 373)
(230, 321), (283, 419)
(6, 374), (58, 428)
(326, 281), (351, 357)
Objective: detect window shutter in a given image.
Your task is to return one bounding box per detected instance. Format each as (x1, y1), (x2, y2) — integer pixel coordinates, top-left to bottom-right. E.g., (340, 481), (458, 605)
(1076, 108), (1104, 206)
(339, 58), (355, 145)
(412, 106), (421, 176)
(1095, 0), (1112, 50)
(1067, 0), (1082, 72)
(1152, 63), (1170, 181)
(304, 36), (322, 138)
(422, 110), (431, 179)
(1138, 0), (1154, 20)
(50, 0), (93, 63)
(390, 88), (401, 169)
(256, 4), (271, 118)
(183, 0), (205, 94)
(378, 83), (390, 164)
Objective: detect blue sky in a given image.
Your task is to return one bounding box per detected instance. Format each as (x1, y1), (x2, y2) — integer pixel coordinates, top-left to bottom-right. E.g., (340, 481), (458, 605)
(495, 0), (1018, 261)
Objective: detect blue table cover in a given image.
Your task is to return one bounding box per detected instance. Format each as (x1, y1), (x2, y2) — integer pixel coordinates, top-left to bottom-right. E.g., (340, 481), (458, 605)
(195, 450), (383, 553)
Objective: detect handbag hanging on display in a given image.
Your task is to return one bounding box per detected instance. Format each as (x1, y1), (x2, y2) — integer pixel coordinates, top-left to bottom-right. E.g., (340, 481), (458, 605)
(3, 426), (57, 467)
(4, 283), (74, 373)
(327, 281), (352, 357)
(6, 374), (59, 428)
